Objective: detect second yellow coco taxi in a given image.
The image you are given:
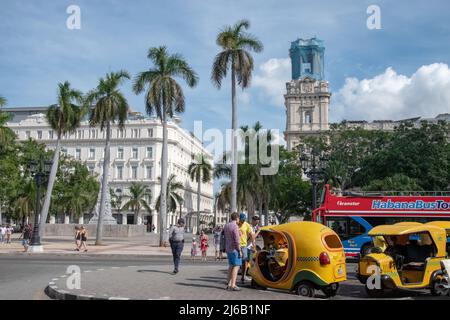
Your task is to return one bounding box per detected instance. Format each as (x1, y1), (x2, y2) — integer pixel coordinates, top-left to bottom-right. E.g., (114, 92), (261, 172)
(357, 222), (449, 297)
(248, 221), (347, 298)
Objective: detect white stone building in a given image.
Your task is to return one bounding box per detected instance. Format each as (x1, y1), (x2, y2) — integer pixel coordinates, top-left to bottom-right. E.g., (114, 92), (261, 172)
(5, 107), (215, 233)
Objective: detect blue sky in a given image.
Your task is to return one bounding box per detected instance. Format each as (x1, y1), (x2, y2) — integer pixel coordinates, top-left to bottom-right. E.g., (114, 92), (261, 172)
(1, 0), (450, 141)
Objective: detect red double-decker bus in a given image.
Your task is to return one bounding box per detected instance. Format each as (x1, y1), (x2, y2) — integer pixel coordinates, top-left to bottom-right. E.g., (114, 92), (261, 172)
(312, 184), (450, 257)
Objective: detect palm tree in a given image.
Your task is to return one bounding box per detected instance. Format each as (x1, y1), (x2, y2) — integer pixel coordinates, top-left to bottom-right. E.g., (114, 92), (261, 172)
(39, 82), (83, 238)
(211, 19), (263, 213)
(122, 182), (152, 225)
(156, 174), (183, 225)
(133, 46), (198, 246)
(0, 95), (6, 108)
(188, 154), (212, 234)
(110, 187), (124, 218)
(85, 71), (130, 245)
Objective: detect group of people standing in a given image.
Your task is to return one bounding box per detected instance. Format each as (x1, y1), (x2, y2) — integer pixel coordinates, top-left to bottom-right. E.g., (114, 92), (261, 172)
(167, 212), (262, 294)
(0, 225), (14, 244)
(74, 225), (88, 252)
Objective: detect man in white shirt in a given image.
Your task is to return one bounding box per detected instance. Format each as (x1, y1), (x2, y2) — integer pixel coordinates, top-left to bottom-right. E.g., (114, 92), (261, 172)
(0, 225), (6, 244)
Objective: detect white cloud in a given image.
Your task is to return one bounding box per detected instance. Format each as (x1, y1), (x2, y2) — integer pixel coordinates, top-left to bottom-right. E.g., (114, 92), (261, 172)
(332, 63), (450, 121)
(253, 58), (291, 107)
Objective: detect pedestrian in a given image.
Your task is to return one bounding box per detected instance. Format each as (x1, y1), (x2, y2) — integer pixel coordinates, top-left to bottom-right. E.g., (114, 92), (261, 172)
(78, 226), (88, 252)
(6, 225), (13, 244)
(0, 225), (5, 244)
(200, 230), (209, 262)
(247, 215), (261, 263)
(74, 226), (81, 251)
(213, 226), (223, 261)
(238, 213), (254, 284)
(190, 236), (198, 262)
(152, 224), (156, 232)
(223, 212), (242, 291)
(168, 218), (185, 274)
(20, 224), (31, 252)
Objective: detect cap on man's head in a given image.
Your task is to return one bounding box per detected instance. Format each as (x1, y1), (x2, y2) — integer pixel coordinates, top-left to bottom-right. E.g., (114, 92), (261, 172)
(177, 218), (185, 225)
(239, 213), (247, 221)
(252, 215), (260, 221)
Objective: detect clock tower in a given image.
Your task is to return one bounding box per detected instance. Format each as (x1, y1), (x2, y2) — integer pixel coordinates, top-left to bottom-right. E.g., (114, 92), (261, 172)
(284, 37), (331, 151)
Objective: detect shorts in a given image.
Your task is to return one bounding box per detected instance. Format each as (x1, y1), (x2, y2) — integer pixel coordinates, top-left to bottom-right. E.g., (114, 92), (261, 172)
(227, 250), (242, 267)
(214, 242), (220, 251)
(22, 239), (29, 246)
(240, 246), (249, 262)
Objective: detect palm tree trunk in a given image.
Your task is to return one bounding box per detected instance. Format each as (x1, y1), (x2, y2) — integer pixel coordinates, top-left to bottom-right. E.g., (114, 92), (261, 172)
(39, 137), (61, 239)
(160, 111), (168, 246)
(96, 122), (111, 245)
(230, 62), (238, 214)
(196, 177), (201, 234)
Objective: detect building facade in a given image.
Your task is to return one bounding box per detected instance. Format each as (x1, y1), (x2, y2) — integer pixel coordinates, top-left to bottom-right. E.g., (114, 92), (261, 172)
(284, 38), (331, 151)
(284, 38), (450, 151)
(5, 107), (215, 233)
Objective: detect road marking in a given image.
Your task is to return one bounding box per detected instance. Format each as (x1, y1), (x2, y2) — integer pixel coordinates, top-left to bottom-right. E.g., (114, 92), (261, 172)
(48, 282), (55, 285)
(109, 297), (130, 300)
(97, 268), (105, 271)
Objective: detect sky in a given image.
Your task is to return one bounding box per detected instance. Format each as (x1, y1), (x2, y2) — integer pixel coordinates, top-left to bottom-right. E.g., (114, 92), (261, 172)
(1, 0), (450, 147)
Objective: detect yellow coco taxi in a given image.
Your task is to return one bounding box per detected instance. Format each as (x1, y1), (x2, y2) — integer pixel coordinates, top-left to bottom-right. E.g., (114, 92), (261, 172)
(357, 222), (449, 297)
(248, 221), (347, 298)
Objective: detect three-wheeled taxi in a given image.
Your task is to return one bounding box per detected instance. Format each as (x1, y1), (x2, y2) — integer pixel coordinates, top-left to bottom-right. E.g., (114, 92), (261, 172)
(357, 222), (449, 297)
(248, 221), (347, 298)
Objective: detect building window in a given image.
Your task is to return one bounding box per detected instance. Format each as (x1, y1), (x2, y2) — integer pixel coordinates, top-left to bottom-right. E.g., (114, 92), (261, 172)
(131, 166), (138, 179)
(48, 130), (54, 139)
(146, 147), (153, 159)
(146, 166), (152, 179)
(131, 129), (140, 138)
(132, 147), (138, 159)
(117, 166), (123, 180)
(118, 129), (125, 138)
(25, 131), (31, 139)
(89, 148), (95, 160)
(304, 111), (312, 124)
(77, 130), (84, 139)
(37, 131), (42, 139)
(148, 128), (153, 137)
(76, 148), (81, 160)
(61, 148), (67, 155)
(117, 147), (124, 159)
(88, 166), (95, 175)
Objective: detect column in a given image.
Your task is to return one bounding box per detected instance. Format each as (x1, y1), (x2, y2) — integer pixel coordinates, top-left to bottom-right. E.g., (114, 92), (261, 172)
(64, 215), (70, 224)
(49, 215), (56, 224)
(78, 216), (84, 225)
(122, 213), (127, 225)
(137, 214), (143, 225)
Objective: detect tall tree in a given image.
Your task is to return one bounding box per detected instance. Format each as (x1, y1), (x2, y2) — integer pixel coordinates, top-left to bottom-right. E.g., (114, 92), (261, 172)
(85, 71), (130, 245)
(211, 19), (263, 213)
(122, 182), (152, 225)
(155, 174), (184, 225)
(133, 46), (198, 246)
(188, 154), (212, 234)
(39, 82), (83, 238)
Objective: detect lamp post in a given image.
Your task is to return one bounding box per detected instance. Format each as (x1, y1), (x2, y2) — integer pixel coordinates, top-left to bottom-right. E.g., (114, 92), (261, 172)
(300, 146), (328, 211)
(28, 155), (52, 253)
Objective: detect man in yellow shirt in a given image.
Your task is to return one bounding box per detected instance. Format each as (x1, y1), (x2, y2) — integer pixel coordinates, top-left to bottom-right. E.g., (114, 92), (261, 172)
(238, 213), (255, 284)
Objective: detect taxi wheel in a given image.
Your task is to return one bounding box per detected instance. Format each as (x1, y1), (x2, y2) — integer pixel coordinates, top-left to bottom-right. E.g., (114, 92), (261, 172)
(296, 281), (315, 297)
(430, 278), (449, 296)
(322, 284), (339, 298)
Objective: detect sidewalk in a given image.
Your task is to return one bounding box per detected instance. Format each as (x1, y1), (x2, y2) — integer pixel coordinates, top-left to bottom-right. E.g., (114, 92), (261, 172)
(0, 233), (219, 257)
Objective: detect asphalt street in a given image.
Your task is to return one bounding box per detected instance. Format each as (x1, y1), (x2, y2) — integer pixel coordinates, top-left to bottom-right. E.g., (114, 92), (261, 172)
(0, 254), (446, 300)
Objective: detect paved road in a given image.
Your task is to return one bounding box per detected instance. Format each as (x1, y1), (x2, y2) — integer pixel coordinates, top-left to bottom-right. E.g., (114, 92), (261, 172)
(0, 254), (446, 300)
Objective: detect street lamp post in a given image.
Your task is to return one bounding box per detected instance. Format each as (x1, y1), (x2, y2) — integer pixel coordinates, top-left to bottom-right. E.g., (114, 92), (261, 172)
(300, 147), (328, 211)
(28, 155), (52, 253)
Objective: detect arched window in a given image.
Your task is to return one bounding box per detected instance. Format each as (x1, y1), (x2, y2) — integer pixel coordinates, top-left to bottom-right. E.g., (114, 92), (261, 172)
(304, 111), (312, 124)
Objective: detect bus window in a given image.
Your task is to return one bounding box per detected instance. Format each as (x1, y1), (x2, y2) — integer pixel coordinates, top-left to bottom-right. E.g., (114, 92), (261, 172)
(349, 219), (366, 237)
(326, 218), (349, 240)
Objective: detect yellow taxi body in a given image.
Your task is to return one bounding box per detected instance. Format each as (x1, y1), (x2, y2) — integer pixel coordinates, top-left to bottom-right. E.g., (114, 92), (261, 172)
(358, 222), (448, 296)
(249, 221), (347, 297)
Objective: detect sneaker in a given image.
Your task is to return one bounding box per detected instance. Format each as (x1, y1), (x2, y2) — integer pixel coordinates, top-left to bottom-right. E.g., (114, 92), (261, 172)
(231, 286), (241, 291)
(244, 276), (252, 281)
(173, 269), (179, 274)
